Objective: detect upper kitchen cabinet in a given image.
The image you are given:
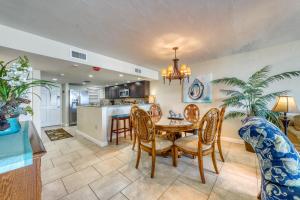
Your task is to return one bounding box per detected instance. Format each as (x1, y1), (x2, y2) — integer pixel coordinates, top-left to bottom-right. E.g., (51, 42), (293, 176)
(105, 86), (119, 99)
(105, 81), (149, 99)
(129, 81), (149, 98)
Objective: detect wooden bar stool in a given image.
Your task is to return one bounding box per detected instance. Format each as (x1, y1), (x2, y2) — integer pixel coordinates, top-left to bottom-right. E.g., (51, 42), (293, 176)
(110, 114), (131, 145)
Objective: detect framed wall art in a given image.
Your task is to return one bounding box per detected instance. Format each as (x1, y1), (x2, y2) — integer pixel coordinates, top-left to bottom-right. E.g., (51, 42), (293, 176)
(182, 73), (212, 103)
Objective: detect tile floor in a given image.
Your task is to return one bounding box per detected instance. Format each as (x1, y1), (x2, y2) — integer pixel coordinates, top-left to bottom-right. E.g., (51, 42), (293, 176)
(41, 126), (260, 200)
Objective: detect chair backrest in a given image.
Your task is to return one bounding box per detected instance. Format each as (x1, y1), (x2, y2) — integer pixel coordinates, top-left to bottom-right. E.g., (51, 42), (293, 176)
(149, 104), (162, 118)
(184, 104), (200, 123)
(198, 108), (220, 145)
(134, 109), (155, 143)
(130, 105), (139, 129)
(217, 106), (226, 139)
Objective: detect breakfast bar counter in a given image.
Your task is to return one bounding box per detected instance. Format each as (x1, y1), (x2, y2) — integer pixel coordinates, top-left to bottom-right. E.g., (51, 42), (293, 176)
(76, 104), (151, 146)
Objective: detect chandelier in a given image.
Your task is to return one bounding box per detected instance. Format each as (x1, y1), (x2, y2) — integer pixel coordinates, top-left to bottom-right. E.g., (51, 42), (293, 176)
(161, 47), (191, 84)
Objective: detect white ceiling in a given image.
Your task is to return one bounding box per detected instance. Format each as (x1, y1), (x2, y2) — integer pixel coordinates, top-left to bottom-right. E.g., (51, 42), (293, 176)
(0, 0), (300, 69)
(0, 47), (144, 86)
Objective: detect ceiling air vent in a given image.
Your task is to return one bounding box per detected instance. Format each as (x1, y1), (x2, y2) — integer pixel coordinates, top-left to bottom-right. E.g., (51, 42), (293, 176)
(71, 49), (87, 61)
(135, 68), (142, 74)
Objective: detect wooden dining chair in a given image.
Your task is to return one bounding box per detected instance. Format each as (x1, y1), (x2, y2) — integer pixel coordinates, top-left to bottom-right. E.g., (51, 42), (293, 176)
(134, 108), (174, 178)
(174, 108), (220, 183)
(130, 105), (139, 150)
(183, 104), (200, 136)
(149, 104), (162, 118)
(149, 104), (163, 135)
(217, 106), (226, 162)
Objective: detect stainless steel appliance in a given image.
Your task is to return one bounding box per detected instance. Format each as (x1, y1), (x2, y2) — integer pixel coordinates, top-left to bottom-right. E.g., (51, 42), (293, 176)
(69, 89), (89, 126)
(119, 88), (129, 98)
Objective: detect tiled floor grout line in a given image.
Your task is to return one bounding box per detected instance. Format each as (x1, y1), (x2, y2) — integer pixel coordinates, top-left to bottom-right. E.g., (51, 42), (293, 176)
(120, 175), (143, 199)
(58, 177), (70, 199)
(90, 164), (104, 177)
(88, 184), (101, 200)
(156, 174), (181, 200)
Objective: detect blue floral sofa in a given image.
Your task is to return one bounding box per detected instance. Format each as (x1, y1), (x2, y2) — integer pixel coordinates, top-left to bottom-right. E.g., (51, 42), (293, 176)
(239, 117), (300, 200)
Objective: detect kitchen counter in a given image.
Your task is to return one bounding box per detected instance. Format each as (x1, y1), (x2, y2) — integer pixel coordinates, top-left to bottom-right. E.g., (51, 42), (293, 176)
(79, 103), (149, 108)
(76, 104), (151, 146)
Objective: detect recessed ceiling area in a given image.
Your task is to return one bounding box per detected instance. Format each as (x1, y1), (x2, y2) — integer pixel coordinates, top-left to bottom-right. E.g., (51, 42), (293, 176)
(0, 0), (300, 69)
(0, 47), (146, 86)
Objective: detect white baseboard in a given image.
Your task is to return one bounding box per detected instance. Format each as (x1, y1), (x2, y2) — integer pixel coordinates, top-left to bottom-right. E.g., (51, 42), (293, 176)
(75, 129), (108, 147)
(221, 136), (244, 144)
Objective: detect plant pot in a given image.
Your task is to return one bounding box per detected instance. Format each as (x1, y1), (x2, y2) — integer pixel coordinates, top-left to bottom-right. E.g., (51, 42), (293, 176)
(244, 141), (255, 153)
(0, 117), (21, 136)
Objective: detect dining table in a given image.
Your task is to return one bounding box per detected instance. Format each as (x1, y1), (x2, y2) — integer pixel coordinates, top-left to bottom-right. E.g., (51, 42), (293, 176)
(151, 116), (199, 142)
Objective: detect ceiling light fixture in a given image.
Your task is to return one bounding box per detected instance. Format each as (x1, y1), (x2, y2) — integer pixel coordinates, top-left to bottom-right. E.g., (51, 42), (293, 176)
(119, 74), (124, 77)
(60, 73), (64, 76)
(52, 78), (58, 81)
(88, 74), (93, 78)
(127, 81), (130, 83)
(137, 77), (142, 80)
(115, 83), (118, 85)
(161, 47), (191, 84)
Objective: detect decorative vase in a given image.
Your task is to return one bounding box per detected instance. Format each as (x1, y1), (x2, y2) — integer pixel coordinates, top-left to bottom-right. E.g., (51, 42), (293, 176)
(0, 117), (21, 136)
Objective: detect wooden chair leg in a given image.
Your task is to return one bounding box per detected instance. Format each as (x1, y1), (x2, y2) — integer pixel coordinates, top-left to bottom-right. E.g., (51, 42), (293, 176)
(116, 119), (119, 145)
(123, 119), (126, 139)
(257, 190), (261, 199)
(212, 150), (219, 174)
(197, 153), (205, 184)
(217, 139), (225, 162)
(110, 119), (114, 143)
(135, 143), (141, 169)
(130, 121), (133, 140)
(151, 149), (156, 178)
(172, 146), (177, 167)
(132, 130), (136, 150)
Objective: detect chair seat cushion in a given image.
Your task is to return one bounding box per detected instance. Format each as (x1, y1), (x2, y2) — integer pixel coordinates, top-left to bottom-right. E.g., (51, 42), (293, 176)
(112, 114), (130, 119)
(174, 135), (211, 153)
(141, 138), (172, 152)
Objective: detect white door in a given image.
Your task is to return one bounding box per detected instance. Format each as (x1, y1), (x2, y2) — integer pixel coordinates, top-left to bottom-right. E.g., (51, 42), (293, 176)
(41, 85), (62, 127)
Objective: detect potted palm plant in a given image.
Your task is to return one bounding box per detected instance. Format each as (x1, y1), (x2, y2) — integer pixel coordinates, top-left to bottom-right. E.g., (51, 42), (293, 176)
(0, 56), (54, 135)
(212, 66), (300, 152)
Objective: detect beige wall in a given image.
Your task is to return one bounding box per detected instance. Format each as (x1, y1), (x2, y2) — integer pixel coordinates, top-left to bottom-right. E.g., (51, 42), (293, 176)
(150, 40), (300, 140)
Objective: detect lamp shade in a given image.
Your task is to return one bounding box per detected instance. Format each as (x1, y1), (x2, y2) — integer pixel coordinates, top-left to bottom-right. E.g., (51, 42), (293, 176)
(272, 96), (299, 113)
(149, 95), (156, 104)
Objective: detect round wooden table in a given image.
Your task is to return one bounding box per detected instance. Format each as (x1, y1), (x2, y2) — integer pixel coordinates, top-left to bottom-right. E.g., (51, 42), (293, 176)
(152, 117), (198, 141)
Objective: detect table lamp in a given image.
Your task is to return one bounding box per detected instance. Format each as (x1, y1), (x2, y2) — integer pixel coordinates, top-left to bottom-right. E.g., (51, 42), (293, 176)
(272, 96), (299, 135)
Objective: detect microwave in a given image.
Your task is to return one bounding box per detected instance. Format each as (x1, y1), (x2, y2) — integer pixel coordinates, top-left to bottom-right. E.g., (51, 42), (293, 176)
(119, 89), (130, 97)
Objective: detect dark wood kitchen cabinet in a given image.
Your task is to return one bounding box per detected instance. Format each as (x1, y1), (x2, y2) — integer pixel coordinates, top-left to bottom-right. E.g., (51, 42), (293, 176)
(105, 86), (119, 99)
(105, 81), (149, 99)
(129, 81), (149, 98)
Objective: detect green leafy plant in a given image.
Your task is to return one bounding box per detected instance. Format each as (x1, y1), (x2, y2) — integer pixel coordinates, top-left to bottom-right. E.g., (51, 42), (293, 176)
(0, 56), (55, 120)
(212, 66), (300, 126)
